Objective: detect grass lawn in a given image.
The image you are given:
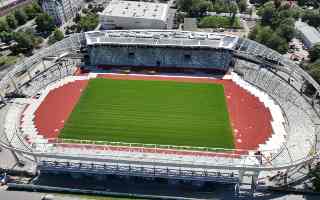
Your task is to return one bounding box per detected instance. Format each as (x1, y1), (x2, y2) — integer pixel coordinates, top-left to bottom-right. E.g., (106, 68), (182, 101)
(60, 78), (234, 149)
(198, 16), (241, 29)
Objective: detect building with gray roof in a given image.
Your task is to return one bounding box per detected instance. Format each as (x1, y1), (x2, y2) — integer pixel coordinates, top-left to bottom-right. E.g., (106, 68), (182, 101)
(40, 0), (83, 25)
(99, 1), (169, 30)
(295, 20), (320, 49)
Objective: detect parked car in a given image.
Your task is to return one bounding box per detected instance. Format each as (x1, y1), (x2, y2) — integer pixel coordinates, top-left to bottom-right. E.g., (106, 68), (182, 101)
(0, 173), (8, 185)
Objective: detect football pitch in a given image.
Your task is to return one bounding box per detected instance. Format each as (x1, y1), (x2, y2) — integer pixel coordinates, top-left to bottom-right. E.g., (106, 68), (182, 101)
(60, 78), (234, 149)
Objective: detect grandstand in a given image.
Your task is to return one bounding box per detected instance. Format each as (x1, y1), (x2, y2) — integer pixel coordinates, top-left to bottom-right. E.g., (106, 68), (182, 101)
(0, 30), (319, 196)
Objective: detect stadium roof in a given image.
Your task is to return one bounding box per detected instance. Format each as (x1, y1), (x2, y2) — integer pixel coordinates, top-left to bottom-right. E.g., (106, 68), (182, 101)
(295, 21), (320, 47)
(100, 1), (168, 21)
(85, 30), (239, 49)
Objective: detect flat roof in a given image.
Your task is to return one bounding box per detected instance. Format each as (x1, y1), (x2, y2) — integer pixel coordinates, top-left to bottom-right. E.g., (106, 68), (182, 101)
(100, 1), (168, 21)
(85, 30), (239, 49)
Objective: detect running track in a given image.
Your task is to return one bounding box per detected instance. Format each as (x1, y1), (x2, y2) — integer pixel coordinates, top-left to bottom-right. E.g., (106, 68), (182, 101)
(33, 74), (273, 152)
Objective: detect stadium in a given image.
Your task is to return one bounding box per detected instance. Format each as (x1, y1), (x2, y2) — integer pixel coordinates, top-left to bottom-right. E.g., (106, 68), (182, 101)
(0, 30), (319, 195)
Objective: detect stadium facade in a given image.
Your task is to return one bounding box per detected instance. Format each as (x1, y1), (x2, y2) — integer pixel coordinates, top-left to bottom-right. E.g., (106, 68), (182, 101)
(0, 30), (319, 194)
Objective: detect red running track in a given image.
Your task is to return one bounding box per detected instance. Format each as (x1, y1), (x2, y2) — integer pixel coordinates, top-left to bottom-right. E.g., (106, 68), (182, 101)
(34, 80), (88, 138)
(33, 74), (272, 152)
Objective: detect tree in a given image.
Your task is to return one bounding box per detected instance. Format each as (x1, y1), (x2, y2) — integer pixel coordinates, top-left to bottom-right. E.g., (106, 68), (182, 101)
(24, 5), (35, 19)
(0, 31), (14, 44)
(177, 0), (193, 13)
(267, 33), (288, 54)
(297, 0), (320, 8)
(309, 43), (320, 62)
(11, 32), (34, 54)
(249, 0), (269, 5)
(189, 0), (212, 17)
(238, 0), (247, 13)
(274, 0), (281, 9)
(255, 26), (274, 45)
(48, 28), (64, 45)
(212, 0), (232, 13)
(177, 0), (212, 17)
(35, 13), (55, 33)
(297, 0), (306, 6)
(229, 2), (238, 24)
(14, 9), (28, 25)
(249, 25), (288, 54)
(258, 2), (276, 26)
(73, 13), (81, 23)
(305, 59), (320, 83)
(6, 14), (18, 29)
(78, 14), (99, 31)
(248, 25), (259, 40)
(302, 9), (320, 27)
(276, 18), (295, 42)
(32, 2), (42, 13)
(0, 20), (9, 32)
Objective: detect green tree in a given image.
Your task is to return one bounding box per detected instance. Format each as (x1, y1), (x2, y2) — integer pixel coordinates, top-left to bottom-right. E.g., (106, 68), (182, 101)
(212, 0), (231, 13)
(258, 2), (276, 26)
(78, 14), (99, 31)
(238, 0), (247, 13)
(309, 43), (320, 62)
(11, 32), (34, 54)
(0, 20), (9, 32)
(35, 13), (55, 33)
(14, 9), (28, 25)
(267, 33), (288, 54)
(24, 4), (39, 19)
(298, 0), (320, 8)
(48, 28), (64, 45)
(275, 18), (295, 42)
(0, 31), (14, 44)
(302, 9), (320, 27)
(274, 0), (281, 8)
(305, 59), (320, 83)
(255, 26), (274, 45)
(229, 3), (238, 24)
(32, 2), (42, 13)
(249, 25), (288, 54)
(297, 0), (306, 6)
(177, 0), (193, 13)
(249, 0), (269, 5)
(6, 14), (18, 29)
(248, 25), (259, 40)
(189, 0), (212, 17)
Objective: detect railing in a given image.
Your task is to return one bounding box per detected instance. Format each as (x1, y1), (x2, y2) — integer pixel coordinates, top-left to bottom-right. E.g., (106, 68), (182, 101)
(36, 137), (315, 168)
(47, 138), (247, 154)
(0, 31), (319, 171)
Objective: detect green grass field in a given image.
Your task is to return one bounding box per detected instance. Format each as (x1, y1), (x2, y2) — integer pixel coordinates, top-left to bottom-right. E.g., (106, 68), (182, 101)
(60, 78), (234, 149)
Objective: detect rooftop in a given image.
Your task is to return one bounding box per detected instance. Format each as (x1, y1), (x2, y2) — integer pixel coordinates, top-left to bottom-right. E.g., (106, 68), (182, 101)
(100, 1), (168, 21)
(295, 21), (320, 46)
(85, 30), (239, 49)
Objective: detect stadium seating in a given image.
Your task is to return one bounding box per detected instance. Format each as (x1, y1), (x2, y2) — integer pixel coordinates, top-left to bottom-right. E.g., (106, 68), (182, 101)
(2, 31), (319, 174)
(231, 72), (286, 153)
(88, 46), (232, 71)
(19, 75), (90, 145)
(234, 60), (317, 166)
